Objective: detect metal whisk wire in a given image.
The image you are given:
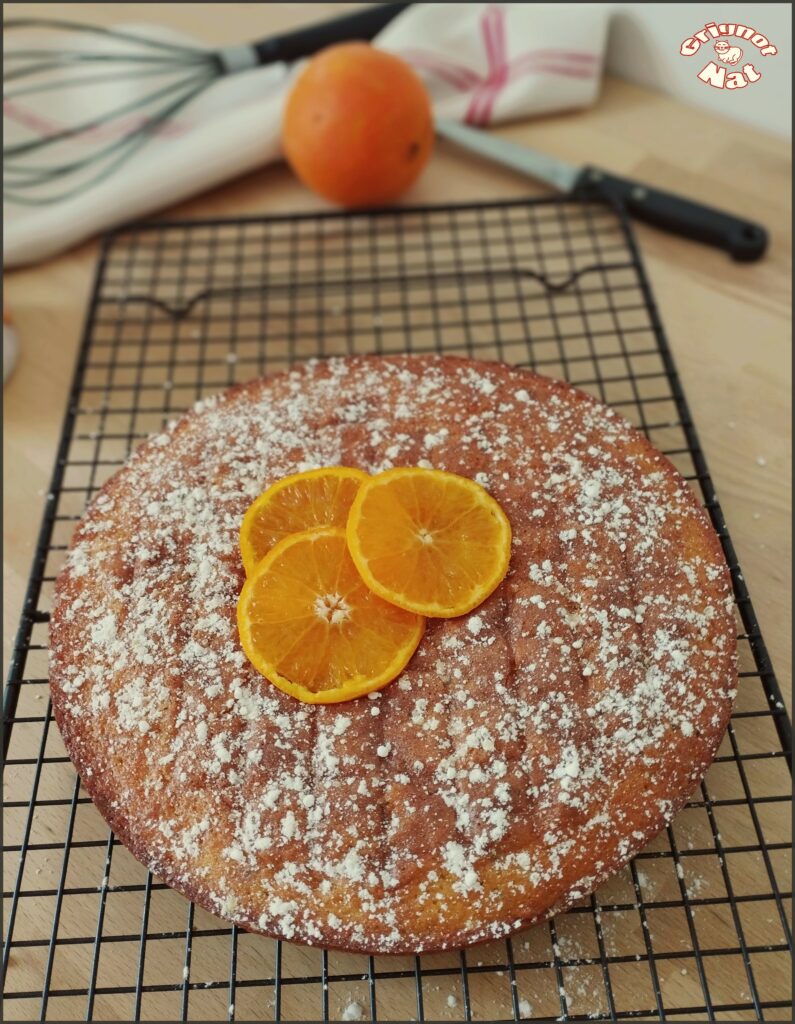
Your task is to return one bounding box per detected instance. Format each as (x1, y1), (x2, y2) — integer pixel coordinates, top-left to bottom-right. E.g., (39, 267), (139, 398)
(4, 19), (221, 205)
(3, 4), (410, 206)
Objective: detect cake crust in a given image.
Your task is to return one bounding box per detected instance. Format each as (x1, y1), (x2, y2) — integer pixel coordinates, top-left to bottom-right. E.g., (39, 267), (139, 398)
(50, 355), (737, 954)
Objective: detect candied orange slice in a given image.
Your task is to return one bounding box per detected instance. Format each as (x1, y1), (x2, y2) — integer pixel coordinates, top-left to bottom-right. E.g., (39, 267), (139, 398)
(237, 526), (424, 704)
(346, 467), (512, 618)
(240, 466), (368, 575)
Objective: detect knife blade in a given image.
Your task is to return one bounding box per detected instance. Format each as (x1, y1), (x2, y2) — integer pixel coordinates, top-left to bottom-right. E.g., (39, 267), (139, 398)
(436, 117), (580, 194)
(435, 119), (767, 263)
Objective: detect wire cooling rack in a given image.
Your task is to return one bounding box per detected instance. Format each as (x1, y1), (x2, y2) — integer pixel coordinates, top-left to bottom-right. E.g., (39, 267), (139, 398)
(4, 197), (792, 1022)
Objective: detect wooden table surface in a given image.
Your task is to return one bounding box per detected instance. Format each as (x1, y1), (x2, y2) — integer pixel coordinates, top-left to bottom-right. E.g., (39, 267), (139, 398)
(3, 4), (791, 1022)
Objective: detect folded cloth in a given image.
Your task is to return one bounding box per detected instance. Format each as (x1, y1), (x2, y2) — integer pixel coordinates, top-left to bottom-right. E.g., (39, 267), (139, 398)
(3, 3), (609, 267)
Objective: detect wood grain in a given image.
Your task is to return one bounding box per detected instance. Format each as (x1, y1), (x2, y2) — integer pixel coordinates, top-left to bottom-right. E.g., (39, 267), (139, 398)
(3, 4), (791, 1021)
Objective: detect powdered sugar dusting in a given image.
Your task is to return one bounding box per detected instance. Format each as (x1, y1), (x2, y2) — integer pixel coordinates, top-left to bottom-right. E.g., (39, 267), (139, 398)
(49, 354), (736, 954)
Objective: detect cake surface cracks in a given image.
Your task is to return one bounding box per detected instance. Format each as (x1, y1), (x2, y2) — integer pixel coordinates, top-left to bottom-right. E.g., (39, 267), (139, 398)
(50, 354), (737, 953)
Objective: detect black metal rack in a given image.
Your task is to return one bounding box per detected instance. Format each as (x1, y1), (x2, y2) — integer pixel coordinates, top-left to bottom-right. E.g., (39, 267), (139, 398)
(4, 197), (791, 1022)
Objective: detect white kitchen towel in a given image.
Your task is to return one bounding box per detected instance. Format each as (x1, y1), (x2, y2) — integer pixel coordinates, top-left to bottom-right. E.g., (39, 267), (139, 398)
(3, 4), (609, 267)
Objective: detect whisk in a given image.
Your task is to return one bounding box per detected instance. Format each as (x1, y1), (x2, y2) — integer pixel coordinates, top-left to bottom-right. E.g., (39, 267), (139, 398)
(3, 3), (410, 206)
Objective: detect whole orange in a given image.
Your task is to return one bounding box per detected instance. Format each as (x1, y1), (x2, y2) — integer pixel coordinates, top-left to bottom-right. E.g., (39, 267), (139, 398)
(282, 43), (434, 207)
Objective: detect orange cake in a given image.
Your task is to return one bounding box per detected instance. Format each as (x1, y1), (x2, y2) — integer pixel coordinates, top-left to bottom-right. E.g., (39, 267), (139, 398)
(49, 355), (737, 953)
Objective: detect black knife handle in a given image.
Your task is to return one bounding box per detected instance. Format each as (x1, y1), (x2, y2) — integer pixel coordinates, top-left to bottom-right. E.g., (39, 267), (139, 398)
(573, 166), (767, 262)
(253, 2), (410, 66)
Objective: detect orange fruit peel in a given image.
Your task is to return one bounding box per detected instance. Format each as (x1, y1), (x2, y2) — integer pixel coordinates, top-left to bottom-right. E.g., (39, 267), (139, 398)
(282, 43), (434, 207)
(346, 467), (512, 618)
(237, 526), (424, 704)
(240, 466), (368, 575)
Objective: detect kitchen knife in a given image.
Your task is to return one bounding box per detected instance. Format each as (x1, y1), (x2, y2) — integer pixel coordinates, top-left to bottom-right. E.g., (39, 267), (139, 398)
(436, 118), (767, 262)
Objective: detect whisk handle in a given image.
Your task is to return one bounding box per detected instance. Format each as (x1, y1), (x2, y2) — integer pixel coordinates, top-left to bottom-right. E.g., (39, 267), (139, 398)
(251, 2), (411, 66)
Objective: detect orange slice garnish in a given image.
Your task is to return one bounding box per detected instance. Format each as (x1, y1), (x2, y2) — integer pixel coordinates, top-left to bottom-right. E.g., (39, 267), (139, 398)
(240, 466), (368, 575)
(346, 468), (512, 618)
(237, 526), (424, 703)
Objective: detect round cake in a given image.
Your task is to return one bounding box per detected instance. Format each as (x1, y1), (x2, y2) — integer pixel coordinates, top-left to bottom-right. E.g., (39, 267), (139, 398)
(50, 355), (737, 954)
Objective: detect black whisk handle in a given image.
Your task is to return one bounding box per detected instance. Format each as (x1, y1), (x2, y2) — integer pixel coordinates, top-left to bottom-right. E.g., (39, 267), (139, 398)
(251, 2), (411, 66)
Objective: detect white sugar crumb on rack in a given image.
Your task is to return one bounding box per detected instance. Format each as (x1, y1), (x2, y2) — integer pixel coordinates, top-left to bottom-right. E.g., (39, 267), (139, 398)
(686, 874), (708, 899)
(50, 354), (737, 954)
